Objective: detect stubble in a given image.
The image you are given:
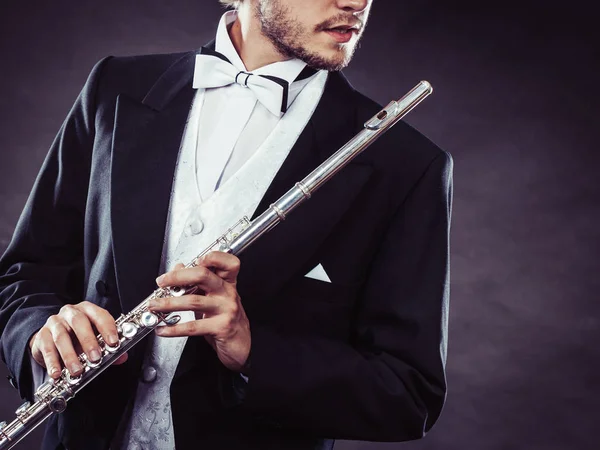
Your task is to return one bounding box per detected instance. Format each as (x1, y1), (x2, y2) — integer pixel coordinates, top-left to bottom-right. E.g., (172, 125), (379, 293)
(255, 0), (358, 71)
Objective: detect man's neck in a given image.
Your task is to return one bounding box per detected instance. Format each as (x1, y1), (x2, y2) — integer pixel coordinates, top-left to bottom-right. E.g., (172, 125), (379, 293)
(228, 5), (290, 72)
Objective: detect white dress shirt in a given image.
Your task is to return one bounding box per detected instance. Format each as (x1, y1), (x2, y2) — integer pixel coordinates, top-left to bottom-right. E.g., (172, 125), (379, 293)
(29, 11), (317, 396)
(28, 11), (327, 449)
(116, 10), (328, 450)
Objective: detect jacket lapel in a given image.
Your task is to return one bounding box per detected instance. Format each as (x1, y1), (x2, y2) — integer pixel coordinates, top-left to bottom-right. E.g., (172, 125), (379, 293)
(110, 51), (197, 313)
(110, 57), (373, 315)
(237, 72), (373, 302)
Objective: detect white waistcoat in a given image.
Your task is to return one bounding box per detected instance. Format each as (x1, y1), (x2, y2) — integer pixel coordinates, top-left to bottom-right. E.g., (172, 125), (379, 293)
(118, 70), (328, 450)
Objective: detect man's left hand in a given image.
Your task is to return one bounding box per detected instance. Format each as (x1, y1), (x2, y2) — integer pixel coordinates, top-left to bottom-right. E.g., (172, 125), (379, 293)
(148, 251), (250, 373)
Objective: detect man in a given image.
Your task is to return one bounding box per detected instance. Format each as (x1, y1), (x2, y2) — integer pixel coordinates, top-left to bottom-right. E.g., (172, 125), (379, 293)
(0, 0), (453, 449)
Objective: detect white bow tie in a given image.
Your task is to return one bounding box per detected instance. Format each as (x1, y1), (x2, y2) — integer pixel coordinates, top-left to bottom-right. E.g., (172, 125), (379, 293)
(192, 49), (290, 117)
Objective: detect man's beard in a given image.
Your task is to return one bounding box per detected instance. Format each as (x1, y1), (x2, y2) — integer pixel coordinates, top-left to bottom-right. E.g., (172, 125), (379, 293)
(256, 0), (359, 72)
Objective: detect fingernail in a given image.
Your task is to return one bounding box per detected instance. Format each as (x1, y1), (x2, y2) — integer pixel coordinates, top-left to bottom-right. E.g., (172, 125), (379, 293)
(155, 327), (165, 336)
(90, 349), (101, 362)
(49, 367), (60, 377)
(70, 363), (82, 374)
(156, 275), (165, 285)
(108, 334), (119, 346)
(148, 299), (157, 310)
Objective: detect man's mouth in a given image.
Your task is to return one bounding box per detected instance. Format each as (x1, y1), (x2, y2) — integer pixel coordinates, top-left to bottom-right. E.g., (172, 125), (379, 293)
(324, 25), (359, 34)
(323, 25), (359, 43)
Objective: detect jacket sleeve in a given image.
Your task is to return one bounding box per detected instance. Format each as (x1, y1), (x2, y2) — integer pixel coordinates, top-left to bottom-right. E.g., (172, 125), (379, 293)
(241, 151), (453, 442)
(0, 58), (110, 401)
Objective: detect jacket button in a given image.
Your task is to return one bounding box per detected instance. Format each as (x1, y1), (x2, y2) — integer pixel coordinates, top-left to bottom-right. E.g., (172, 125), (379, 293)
(95, 280), (109, 297)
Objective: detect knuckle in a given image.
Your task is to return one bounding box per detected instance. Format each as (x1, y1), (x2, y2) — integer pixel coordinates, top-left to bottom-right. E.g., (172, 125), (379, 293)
(46, 315), (60, 327)
(53, 328), (69, 341)
(70, 309), (85, 322)
(50, 322), (69, 337)
(40, 342), (56, 357)
(81, 335), (98, 348)
(197, 266), (211, 279)
(160, 273), (172, 285)
(158, 327), (171, 336)
(48, 319), (65, 335)
(223, 284), (239, 300)
(160, 297), (171, 309)
(94, 309), (113, 326)
(68, 314), (89, 332)
(61, 305), (83, 323)
(221, 315), (235, 331)
(35, 328), (50, 343)
(59, 304), (75, 315)
(78, 301), (95, 317)
(31, 331), (54, 352)
(38, 336), (54, 353)
(227, 301), (239, 315)
(203, 251), (217, 262)
(230, 258), (241, 272)
(191, 296), (204, 309)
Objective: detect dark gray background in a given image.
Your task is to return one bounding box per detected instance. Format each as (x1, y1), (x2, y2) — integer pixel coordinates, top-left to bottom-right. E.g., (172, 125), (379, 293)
(1, 1), (598, 449)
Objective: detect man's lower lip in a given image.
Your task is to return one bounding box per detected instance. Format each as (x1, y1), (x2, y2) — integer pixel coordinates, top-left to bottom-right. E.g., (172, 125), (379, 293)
(324, 29), (353, 43)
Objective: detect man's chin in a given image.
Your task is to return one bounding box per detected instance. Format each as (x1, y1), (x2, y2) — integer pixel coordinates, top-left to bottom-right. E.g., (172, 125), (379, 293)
(301, 46), (352, 71)
(272, 37), (353, 71)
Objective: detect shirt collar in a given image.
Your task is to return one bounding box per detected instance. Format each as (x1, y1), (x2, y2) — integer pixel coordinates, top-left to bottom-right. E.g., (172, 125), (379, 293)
(215, 11), (310, 90)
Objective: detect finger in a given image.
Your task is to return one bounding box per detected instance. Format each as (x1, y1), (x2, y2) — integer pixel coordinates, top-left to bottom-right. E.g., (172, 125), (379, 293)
(112, 353), (129, 365)
(156, 266), (223, 293)
(48, 317), (83, 376)
(148, 294), (222, 314)
(77, 301), (120, 346)
(29, 331), (44, 366)
(32, 328), (62, 379)
(155, 316), (221, 338)
(60, 305), (102, 363)
(198, 251), (241, 283)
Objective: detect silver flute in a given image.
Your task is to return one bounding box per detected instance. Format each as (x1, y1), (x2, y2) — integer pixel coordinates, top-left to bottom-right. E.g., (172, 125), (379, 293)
(0, 80), (432, 450)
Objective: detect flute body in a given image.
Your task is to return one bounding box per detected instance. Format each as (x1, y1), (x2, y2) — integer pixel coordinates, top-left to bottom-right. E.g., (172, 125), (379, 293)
(0, 81), (433, 450)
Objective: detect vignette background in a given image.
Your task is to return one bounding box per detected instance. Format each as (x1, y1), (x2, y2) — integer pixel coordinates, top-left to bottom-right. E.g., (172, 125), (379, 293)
(1, 1), (598, 449)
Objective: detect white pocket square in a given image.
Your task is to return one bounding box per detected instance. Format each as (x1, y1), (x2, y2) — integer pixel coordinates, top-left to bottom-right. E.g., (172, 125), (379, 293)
(304, 263), (331, 283)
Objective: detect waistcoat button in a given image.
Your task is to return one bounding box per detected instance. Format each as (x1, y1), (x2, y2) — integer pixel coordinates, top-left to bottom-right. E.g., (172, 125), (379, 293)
(187, 218), (204, 235)
(141, 365), (157, 383)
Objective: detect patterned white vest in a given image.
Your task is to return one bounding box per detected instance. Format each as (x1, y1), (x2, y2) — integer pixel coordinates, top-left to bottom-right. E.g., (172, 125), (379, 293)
(118, 70), (328, 450)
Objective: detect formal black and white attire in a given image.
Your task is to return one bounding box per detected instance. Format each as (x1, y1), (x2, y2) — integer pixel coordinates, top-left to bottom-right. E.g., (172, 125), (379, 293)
(0, 10), (453, 450)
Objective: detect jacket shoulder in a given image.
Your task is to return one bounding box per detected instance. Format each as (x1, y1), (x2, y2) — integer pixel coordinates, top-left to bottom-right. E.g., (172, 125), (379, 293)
(350, 87), (451, 178)
(94, 51), (196, 104)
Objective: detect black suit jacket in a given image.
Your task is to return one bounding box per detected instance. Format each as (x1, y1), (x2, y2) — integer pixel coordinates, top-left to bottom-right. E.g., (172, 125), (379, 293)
(0, 50), (453, 450)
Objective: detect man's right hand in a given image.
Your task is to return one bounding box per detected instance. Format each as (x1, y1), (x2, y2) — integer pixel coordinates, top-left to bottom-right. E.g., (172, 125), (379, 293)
(29, 301), (128, 379)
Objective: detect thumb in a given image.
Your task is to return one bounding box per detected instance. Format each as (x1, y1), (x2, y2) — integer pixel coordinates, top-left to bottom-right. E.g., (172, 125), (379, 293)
(111, 352), (129, 365)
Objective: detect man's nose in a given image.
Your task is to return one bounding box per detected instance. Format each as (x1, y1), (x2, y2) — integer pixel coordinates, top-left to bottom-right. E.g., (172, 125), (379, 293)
(335, 0), (370, 13)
